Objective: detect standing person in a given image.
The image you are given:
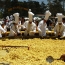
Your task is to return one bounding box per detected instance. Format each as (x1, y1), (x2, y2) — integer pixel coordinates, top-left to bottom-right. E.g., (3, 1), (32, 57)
(38, 10), (51, 37)
(54, 13), (65, 38)
(34, 17), (41, 31)
(23, 11), (36, 36)
(9, 21), (20, 36)
(9, 13), (20, 36)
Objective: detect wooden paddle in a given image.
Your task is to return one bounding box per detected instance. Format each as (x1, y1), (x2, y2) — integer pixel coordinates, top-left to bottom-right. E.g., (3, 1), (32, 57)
(0, 45), (29, 50)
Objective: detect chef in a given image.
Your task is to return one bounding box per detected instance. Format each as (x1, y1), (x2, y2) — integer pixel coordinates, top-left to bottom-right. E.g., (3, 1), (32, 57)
(38, 10), (51, 37)
(9, 13), (20, 36)
(54, 13), (65, 38)
(23, 11), (36, 36)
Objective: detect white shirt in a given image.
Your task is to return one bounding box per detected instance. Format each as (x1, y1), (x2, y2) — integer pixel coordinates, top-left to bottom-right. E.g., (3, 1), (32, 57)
(0, 25), (6, 37)
(23, 21), (36, 32)
(54, 22), (65, 36)
(9, 23), (20, 36)
(38, 20), (47, 36)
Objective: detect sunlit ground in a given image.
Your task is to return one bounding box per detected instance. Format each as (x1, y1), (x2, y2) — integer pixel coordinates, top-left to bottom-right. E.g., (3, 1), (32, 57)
(0, 38), (65, 65)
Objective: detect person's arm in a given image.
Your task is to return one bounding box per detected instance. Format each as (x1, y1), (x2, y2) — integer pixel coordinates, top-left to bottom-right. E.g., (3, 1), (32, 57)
(10, 25), (17, 35)
(37, 22), (42, 32)
(16, 25), (20, 33)
(22, 21), (27, 30)
(54, 25), (57, 34)
(33, 23), (36, 32)
(0, 25), (6, 33)
(4, 26), (7, 31)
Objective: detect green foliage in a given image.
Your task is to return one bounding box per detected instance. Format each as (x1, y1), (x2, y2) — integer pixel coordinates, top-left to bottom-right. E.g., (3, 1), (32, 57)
(1, 0), (46, 17)
(0, 0), (64, 18)
(47, 0), (65, 16)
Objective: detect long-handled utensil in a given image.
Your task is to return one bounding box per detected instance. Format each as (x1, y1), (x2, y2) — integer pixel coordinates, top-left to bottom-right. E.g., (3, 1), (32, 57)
(46, 54), (65, 63)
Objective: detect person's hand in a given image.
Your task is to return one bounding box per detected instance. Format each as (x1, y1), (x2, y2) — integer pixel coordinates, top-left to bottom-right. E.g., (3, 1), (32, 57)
(14, 33), (17, 36)
(24, 28), (26, 30)
(58, 32), (60, 35)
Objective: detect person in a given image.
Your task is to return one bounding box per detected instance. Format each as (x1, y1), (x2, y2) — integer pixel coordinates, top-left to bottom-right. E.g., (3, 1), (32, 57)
(54, 13), (65, 38)
(6, 16), (10, 22)
(18, 17), (22, 31)
(46, 19), (52, 27)
(10, 15), (13, 21)
(62, 17), (65, 25)
(34, 17), (40, 31)
(0, 22), (6, 38)
(1, 22), (7, 32)
(20, 16), (25, 31)
(23, 10), (36, 36)
(21, 16), (25, 25)
(1, 21), (8, 37)
(46, 19), (53, 31)
(9, 13), (20, 36)
(37, 10), (51, 37)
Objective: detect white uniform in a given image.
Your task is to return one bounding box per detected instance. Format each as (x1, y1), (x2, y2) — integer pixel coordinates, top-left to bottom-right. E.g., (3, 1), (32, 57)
(38, 20), (47, 36)
(37, 10), (51, 37)
(0, 25), (6, 37)
(54, 22), (65, 37)
(3, 25), (7, 32)
(9, 23), (20, 36)
(9, 13), (20, 36)
(18, 20), (21, 30)
(23, 21), (36, 36)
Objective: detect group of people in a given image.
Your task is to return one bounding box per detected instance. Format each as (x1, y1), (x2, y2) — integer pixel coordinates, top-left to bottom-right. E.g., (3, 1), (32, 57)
(0, 9), (65, 38)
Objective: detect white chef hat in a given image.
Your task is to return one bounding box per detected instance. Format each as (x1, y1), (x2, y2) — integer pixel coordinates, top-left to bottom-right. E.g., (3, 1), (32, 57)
(28, 12), (34, 22)
(44, 10), (51, 20)
(56, 13), (63, 23)
(13, 13), (19, 17)
(13, 13), (19, 23)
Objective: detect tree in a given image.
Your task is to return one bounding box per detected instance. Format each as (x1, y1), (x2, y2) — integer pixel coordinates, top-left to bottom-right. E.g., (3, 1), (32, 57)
(0, 0), (47, 17)
(40, 1), (47, 14)
(3, 0), (12, 17)
(47, 0), (64, 16)
(27, 1), (41, 14)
